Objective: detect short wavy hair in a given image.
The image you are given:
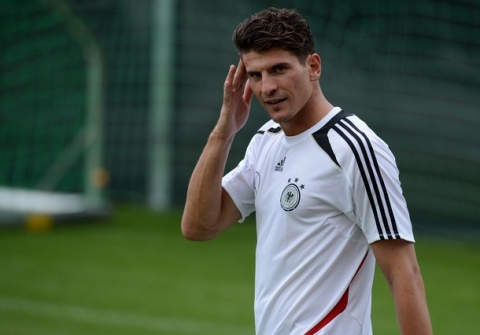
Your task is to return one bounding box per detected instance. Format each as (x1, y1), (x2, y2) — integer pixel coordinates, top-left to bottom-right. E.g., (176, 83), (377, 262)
(232, 7), (316, 64)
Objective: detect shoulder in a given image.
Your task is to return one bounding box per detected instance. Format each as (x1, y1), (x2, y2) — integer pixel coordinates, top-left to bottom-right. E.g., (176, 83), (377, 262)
(313, 110), (392, 169)
(247, 120), (283, 150)
(242, 120), (283, 160)
(315, 111), (378, 146)
(332, 114), (392, 163)
(256, 120), (283, 135)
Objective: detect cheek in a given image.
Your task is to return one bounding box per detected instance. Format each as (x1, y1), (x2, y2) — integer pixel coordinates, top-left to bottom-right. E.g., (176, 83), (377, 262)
(294, 82), (313, 106)
(291, 73), (309, 92)
(249, 81), (262, 97)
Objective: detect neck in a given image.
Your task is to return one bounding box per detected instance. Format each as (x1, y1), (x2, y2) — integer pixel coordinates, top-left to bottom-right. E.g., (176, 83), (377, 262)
(281, 88), (333, 136)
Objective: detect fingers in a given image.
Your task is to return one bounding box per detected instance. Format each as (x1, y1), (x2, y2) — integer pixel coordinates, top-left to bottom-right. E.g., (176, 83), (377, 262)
(224, 60), (252, 108)
(243, 79), (253, 105)
(225, 59), (247, 92)
(232, 59), (247, 92)
(224, 64), (236, 90)
(223, 65), (236, 101)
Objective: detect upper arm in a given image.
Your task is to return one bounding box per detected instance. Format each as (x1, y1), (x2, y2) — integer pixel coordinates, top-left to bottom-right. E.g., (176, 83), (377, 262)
(371, 239), (421, 285)
(182, 187), (241, 242)
(218, 187), (243, 232)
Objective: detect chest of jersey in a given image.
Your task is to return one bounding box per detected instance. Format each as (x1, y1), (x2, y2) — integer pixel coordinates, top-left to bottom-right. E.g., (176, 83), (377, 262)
(253, 134), (352, 224)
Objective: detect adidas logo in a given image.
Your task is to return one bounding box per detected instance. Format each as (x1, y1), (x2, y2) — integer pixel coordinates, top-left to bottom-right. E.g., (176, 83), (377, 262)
(275, 156), (286, 172)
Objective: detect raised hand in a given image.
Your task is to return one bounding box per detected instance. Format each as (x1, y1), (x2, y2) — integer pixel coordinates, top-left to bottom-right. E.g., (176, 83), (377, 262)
(214, 59), (254, 140)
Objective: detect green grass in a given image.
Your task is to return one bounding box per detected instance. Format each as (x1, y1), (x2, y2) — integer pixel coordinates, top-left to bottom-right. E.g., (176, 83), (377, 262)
(373, 237), (480, 335)
(0, 204), (479, 334)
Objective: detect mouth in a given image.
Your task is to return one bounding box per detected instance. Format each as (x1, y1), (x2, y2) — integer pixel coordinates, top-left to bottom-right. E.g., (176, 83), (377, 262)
(264, 97), (287, 107)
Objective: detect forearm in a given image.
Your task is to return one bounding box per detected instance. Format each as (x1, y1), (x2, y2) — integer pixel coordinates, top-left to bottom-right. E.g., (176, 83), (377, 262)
(390, 269), (432, 335)
(181, 130), (234, 240)
(182, 60), (252, 241)
(372, 240), (432, 335)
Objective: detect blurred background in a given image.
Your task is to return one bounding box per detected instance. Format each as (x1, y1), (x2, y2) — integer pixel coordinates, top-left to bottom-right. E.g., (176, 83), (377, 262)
(1, 0), (479, 236)
(0, 1), (479, 334)
(1, 0), (479, 235)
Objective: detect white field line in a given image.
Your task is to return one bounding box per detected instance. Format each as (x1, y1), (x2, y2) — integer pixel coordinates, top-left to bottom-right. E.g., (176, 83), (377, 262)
(0, 297), (253, 334)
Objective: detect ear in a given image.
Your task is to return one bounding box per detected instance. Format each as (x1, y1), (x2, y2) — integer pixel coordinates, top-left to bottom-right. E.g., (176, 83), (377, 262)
(308, 53), (321, 81)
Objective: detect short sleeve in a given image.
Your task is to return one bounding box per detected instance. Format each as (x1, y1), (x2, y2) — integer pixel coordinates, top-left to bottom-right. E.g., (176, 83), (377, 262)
(333, 116), (415, 243)
(222, 135), (259, 222)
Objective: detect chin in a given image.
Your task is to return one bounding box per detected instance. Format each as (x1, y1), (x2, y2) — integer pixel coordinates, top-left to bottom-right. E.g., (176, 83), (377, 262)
(269, 110), (295, 124)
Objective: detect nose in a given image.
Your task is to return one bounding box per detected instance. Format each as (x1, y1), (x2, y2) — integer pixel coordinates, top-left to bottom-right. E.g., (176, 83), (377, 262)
(261, 75), (277, 96)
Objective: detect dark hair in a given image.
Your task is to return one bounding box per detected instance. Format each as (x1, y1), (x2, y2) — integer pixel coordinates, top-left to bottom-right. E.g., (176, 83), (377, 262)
(232, 7), (315, 63)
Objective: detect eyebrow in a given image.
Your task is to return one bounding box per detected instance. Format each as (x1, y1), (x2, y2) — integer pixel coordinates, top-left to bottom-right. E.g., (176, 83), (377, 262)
(270, 62), (291, 69)
(246, 62), (292, 77)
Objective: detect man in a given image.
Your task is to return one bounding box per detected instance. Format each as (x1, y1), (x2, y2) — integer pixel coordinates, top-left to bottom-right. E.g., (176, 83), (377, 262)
(181, 7), (432, 335)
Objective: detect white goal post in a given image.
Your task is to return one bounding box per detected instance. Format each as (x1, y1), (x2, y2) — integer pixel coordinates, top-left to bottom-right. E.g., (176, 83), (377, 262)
(0, 0), (109, 227)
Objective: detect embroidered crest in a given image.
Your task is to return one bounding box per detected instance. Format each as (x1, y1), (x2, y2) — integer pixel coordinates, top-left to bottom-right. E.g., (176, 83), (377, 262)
(280, 177), (304, 211)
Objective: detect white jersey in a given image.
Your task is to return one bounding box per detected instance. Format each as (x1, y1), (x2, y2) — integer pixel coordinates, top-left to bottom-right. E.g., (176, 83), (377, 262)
(222, 107), (414, 335)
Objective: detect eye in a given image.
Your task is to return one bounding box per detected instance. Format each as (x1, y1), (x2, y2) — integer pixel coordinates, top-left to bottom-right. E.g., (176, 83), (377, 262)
(247, 72), (261, 79)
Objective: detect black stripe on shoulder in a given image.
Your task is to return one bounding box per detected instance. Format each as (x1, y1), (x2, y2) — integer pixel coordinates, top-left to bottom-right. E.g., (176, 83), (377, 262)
(334, 118), (400, 240)
(340, 118), (400, 239)
(312, 110), (353, 167)
(333, 123), (386, 239)
(268, 126), (282, 133)
(257, 126), (282, 135)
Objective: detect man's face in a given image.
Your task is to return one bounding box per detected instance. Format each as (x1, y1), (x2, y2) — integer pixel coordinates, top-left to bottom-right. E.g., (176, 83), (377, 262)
(242, 48), (319, 127)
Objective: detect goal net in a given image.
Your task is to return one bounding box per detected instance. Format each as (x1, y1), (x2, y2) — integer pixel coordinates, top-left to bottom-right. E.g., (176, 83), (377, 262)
(4, 0), (477, 236)
(0, 0), (109, 227)
(172, 0), (480, 236)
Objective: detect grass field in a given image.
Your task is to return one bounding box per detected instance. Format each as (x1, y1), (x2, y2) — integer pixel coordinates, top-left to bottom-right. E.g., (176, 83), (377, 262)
(0, 204), (479, 334)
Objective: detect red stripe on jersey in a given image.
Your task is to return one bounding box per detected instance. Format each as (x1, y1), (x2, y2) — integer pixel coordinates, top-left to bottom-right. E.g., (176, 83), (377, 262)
(304, 250), (369, 335)
(304, 288), (349, 335)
